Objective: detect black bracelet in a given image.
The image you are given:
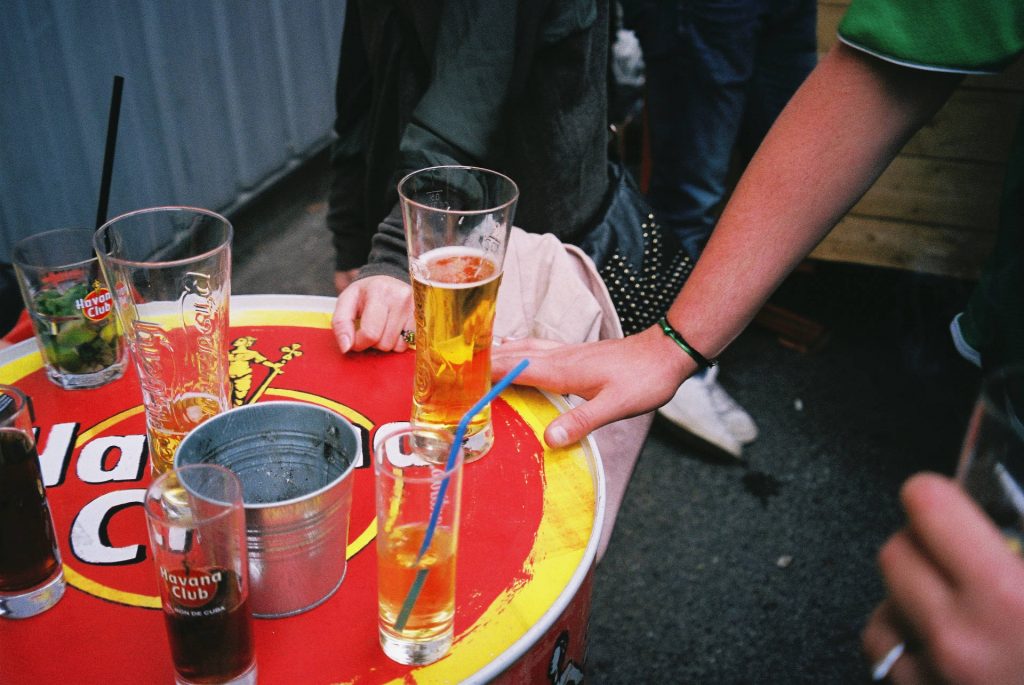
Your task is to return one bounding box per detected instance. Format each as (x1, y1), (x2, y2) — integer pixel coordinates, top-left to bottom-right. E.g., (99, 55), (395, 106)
(657, 317), (717, 370)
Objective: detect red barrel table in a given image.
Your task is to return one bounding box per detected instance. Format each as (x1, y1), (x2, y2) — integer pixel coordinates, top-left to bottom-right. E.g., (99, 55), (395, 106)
(0, 294), (603, 684)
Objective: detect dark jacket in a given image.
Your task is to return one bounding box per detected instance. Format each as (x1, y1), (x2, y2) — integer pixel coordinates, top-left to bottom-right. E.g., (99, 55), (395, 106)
(326, 0), (611, 279)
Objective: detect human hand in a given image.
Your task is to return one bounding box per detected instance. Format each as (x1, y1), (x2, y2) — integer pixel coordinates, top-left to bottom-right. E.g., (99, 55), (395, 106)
(862, 472), (1024, 684)
(491, 326), (693, 447)
(334, 268), (361, 294)
(332, 275), (415, 354)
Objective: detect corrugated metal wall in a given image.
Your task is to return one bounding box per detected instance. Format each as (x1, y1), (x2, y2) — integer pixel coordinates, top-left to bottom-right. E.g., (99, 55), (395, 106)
(0, 0), (346, 263)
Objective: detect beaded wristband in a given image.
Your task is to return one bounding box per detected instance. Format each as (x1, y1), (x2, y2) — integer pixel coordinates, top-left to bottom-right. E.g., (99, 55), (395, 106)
(657, 317), (717, 370)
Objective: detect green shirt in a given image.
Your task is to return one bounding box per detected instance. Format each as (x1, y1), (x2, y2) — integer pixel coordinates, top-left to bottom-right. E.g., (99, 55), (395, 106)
(838, 0), (1024, 74)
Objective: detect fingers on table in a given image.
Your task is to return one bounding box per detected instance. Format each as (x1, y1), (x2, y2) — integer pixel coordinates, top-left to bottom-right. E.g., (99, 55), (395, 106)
(331, 292), (360, 353)
(331, 280), (414, 353)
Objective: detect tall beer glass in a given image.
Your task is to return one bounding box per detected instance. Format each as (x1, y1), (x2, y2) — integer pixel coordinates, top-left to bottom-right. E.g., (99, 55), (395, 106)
(95, 207), (232, 475)
(0, 385), (65, 618)
(400, 166), (518, 462)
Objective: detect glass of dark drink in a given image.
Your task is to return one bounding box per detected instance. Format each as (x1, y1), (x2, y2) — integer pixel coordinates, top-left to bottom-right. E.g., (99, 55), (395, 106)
(0, 385), (65, 618)
(144, 464), (256, 685)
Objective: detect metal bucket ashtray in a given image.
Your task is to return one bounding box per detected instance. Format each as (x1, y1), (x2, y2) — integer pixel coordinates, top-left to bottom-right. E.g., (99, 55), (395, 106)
(175, 401), (360, 618)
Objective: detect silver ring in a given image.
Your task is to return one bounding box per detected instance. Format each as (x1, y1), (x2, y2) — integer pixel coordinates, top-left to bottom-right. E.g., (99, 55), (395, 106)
(401, 329), (415, 345)
(871, 641), (905, 681)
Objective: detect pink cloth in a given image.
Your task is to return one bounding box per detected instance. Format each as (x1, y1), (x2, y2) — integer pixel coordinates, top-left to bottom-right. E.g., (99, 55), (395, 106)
(498, 227), (651, 561)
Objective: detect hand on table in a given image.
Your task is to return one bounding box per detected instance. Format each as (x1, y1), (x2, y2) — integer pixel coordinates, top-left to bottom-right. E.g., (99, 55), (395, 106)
(332, 275), (415, 354)
(491, 326), (693, 448)
(862, 472), (1024, 684)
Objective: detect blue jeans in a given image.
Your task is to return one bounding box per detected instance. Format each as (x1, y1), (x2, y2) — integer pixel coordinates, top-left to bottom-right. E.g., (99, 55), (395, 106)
(626, 0), (817, 258)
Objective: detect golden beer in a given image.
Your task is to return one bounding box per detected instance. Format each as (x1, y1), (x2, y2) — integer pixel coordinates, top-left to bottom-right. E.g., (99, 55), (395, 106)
(147, 393), (224, 475)
(377, 524), (456, 643)
(411, 247), (501, 461)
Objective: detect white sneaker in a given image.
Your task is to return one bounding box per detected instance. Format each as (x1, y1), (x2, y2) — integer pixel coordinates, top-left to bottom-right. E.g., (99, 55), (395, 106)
(657, 366), (759, 458)
(703, 366), (759, 444)
(657, 374), (743, 458)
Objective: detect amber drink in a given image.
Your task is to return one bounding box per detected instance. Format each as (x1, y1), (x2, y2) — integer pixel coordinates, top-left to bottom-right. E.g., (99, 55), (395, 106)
(374, 426), (464, 665)
(400, 166), (518, 462)
(378, 524), (457, 643)
(411, 248), (501, 458)
(147, 393), (225, 476)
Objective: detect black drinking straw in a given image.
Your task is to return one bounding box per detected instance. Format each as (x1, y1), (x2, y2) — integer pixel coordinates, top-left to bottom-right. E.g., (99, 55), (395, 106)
(95, 75), (125, 229)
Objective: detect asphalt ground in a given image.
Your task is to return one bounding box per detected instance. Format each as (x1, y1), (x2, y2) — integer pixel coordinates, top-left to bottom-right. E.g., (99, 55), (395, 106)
(231, 153), (982, 683)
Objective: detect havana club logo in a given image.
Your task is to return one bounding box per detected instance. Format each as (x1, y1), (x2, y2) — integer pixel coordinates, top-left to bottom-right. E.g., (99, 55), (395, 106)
(161, 567), (222, 608)
(75, 282), (114, 322)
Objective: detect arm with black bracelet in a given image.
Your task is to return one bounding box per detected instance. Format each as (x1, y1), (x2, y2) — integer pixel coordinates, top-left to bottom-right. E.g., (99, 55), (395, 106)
(491, 40), (958, 449)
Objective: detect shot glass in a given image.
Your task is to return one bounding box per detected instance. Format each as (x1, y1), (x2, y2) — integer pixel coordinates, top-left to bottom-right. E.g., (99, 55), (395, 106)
(144, 464), (256, 685)
(94, 207), (232, 475)
(12, 227), (128, 390)
(0, 385), (65, 618)
(374, 425), (464, 665)
(399, 166), (518, 462)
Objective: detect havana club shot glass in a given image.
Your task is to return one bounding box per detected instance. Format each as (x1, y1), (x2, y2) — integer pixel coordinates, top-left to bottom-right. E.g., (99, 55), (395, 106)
(144, 463), (256, 685)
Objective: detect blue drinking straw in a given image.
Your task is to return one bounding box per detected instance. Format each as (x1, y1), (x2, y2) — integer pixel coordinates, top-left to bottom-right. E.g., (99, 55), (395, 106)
(394, 359), (529, 632)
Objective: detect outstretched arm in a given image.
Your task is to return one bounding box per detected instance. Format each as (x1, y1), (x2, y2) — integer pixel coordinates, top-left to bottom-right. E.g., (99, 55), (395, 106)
(493, 42), (961, 447)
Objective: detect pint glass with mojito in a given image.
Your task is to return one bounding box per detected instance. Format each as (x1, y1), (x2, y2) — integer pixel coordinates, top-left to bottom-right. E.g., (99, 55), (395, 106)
(400, 166), (518, 462)
(12, 228), (127, 390)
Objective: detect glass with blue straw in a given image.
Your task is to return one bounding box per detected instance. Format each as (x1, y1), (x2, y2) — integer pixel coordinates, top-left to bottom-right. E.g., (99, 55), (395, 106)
(374, 360), (528, 665)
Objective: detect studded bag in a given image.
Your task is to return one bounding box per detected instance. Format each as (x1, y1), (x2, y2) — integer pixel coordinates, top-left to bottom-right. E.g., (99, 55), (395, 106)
(577, 162), (693, 335)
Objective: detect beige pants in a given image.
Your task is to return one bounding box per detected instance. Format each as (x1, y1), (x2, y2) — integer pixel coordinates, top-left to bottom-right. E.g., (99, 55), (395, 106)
(496, 228), (653, 561)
